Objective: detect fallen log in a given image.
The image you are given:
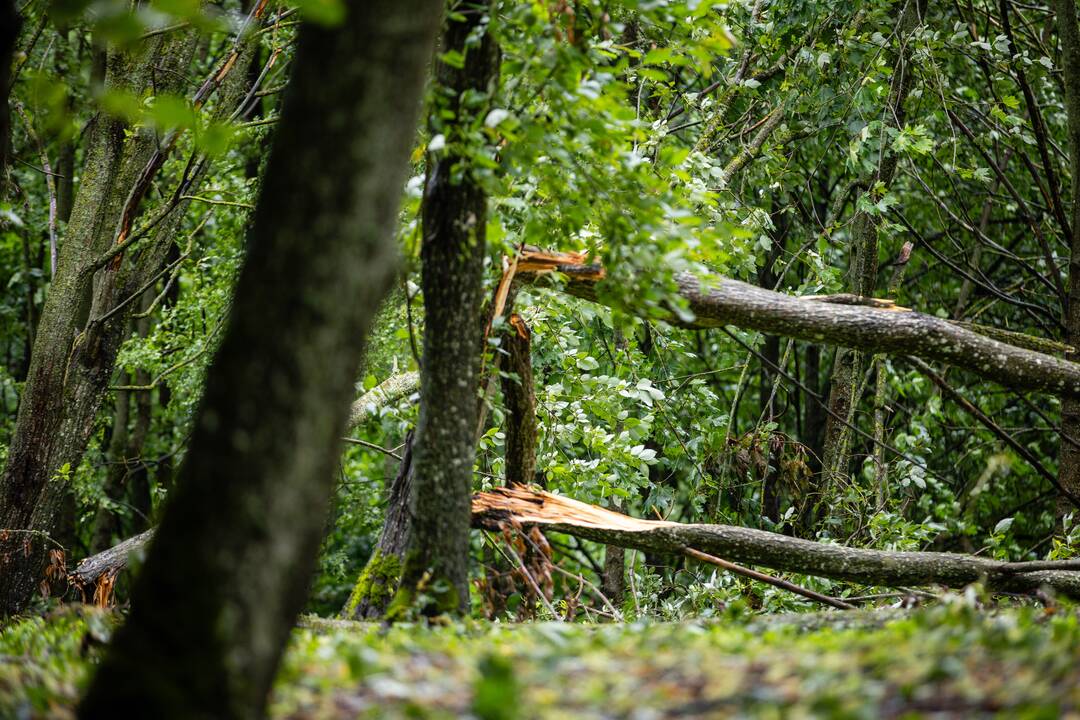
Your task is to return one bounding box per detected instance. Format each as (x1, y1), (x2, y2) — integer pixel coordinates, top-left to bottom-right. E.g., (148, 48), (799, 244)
(518, 249), (1080, 398)
(471, 486), (1080, 600)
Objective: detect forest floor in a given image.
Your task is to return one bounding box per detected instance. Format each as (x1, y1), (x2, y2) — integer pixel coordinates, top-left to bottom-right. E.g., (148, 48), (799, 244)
(2, 601), (1079, 718)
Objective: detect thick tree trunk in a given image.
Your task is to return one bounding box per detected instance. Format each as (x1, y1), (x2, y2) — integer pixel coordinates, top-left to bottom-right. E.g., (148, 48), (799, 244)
(78, 4), (441, 718)
(1054, 0), (1080, 515)
(0, 29), (202, 616)
(472, 486), (1080, 599)
(395, 2), (499, 617)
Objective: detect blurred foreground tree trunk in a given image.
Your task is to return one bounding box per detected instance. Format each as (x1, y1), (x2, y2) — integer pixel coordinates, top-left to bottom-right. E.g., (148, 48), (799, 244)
(77, 2), (442, 718)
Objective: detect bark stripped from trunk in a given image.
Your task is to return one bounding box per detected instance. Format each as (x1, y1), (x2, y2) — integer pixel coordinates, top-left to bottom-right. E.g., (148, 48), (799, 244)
(77, 2), (441, 715)
(472, 485), (1080, 599)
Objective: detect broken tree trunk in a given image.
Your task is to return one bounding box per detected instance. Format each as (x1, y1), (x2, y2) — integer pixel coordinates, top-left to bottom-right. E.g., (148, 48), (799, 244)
(471, 486), (1080, 600)
(518, 249), (1080, 398)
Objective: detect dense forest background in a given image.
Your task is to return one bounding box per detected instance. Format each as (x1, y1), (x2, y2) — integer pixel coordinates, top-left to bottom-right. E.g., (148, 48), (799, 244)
(3, 0), (1080, 716)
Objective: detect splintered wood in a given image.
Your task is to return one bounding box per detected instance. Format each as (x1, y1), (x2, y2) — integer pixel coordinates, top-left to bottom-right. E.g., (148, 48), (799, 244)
(473, 485), (675, 532)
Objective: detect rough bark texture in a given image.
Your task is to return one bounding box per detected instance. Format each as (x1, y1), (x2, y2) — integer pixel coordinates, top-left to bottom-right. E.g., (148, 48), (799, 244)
(821, 0), (923, 491)
(1055, 0), (1080, 515)
(341, 432), (414, 620)
(0, 28), (203, 616)
(472, 486), (1080, 599)
(523, 255), (1080, 398)
(395, 3), (498, 617)
(77, 4), (441, 718)
(500, 314), (537, 487)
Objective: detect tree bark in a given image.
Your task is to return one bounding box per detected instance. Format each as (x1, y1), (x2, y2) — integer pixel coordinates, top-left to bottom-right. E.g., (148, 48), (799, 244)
(0, 28), (204, 616)
(77, 3), (441, 718)
(472, 486), (1080, 599)
(394, 2), (499, 617)
(501, 314), (537, 487)
(1054, 0), (1080, 516)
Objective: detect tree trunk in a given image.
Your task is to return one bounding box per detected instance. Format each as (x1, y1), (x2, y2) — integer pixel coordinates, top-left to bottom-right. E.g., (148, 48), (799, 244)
(1054, 0), (1080, 516)
(394, 2), (499, 617)
(78, 3), (441, 718)
(501, 314), (537, 487)
(820, 0), (923, 495)
(531, 254), (1080, 398)
(0, 28), (202, 615)
(341, 432), (415, 620)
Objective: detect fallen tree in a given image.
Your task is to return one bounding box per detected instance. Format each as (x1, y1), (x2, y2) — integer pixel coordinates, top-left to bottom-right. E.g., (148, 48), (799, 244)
(518, 249), (1080, 398)
(472, 486), (1080, 600)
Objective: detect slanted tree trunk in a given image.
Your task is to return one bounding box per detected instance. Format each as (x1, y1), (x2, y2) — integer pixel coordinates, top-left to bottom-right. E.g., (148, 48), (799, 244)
(341, 432), (415, 620)
(1054, 0), (1080, 516)
(820, 0), (923, 497)
(78, 3), (441, 717)
(0, 29), (202, 615)
(394, 2), (499, 617)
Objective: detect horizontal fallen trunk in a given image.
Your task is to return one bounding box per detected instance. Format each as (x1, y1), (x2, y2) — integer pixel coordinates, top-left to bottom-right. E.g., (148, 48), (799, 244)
(520, 250), (1080, 398)
(68, 371), (420, 598)
(472, 486), (1080, 600)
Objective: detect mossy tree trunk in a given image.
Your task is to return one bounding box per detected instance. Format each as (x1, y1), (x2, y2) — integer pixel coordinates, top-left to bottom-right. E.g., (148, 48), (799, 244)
(342, 432), (415, 620)
(77, 3), (442, 717)
(394, 2), (499, 617)
(0, 28), (203, 616)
